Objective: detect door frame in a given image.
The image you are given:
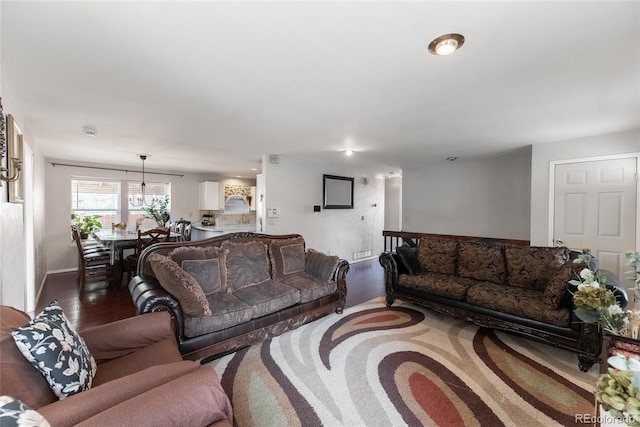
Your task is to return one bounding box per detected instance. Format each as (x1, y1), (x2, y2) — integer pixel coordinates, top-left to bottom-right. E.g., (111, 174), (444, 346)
(547, 152), (640, 250)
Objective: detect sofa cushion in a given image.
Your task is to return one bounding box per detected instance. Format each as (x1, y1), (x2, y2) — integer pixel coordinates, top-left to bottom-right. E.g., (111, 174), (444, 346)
(149, 254), (212, 317)
(221, 241), (271, 291)
(544, 261), (586, 308)
(269, 237), (306, 279)
(397, 272), (477, 301)
(280, 272), (338, 303)
(0, 396), (50, 427)
(457, 241), (506, 285)
(305, 249), (340, 281)
(417, 237), (458, 275)
(92, 338), (182, 386)
(169, 246), (227, 294)
(504, 245), (569, 291)
(183, 293), (253, 338)
(396, 245), (422, 275)
(465, 282), (571, 327)
(233, 280), (300, 319)
(11, 301), (97, 400)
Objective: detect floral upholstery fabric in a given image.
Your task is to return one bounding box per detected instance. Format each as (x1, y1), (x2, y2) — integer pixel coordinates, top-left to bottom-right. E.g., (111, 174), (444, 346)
(417, 237), (458, 275)
(183, 292), (253, 338)
(280, 272), (338, 303)
(457, 241), (506, 285)
(466, 282), (571, 327)
(544, 261), (586, 308)
(233, 280), (300, 319)
(398, 273), (477, 301)
(269, 237), (306, 279)
(0, 396), (50, 427)
(221, 241), (271, 291)
(11, 301), (97, 400)
(504, 245), (570, 291)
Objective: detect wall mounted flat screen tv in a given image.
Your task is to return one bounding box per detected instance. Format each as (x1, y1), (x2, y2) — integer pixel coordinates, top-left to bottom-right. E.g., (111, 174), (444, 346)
(323, 174), (354, 209)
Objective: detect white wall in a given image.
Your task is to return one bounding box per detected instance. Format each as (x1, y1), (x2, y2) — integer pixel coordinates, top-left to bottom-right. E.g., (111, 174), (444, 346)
(402, 150), (532, 240)
(0, 85), (47, 312)
(44, 160), (219, 272)
(261, 155), (385, 262)
(530, 129), (640, 245)
(384, 176), (402, 231)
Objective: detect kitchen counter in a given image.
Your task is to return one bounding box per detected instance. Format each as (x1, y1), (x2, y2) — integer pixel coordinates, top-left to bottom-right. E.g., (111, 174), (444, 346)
(191, 223), (256, 241)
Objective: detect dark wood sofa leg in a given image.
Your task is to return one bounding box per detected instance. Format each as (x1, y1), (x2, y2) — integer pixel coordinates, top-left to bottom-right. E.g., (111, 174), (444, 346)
(576, 322), (601, 372)
(386, 295), (395, 308)
(577, 353), (598, 372)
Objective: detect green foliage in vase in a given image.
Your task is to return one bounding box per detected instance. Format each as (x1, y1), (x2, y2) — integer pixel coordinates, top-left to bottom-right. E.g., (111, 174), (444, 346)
(71, 214), (103, 238)
(142, 196), (170, 227)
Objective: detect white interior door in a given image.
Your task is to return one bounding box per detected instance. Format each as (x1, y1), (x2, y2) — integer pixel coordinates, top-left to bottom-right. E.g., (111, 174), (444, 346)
(553, 157), (638, 288)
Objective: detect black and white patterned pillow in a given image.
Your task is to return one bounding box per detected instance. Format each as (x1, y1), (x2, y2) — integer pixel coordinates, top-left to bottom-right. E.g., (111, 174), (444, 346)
(11, 301), (96, 399)
(0, 395), (50, 426)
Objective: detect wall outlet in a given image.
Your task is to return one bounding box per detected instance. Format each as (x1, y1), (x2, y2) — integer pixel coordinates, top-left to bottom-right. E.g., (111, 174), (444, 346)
(267, 208), (280, 218)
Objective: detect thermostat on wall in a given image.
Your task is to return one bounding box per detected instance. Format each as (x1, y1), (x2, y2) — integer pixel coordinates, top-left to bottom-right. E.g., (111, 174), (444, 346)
(267, 208), (280, 218)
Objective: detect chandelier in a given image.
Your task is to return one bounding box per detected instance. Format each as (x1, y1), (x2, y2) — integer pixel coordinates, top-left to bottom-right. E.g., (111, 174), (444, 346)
(129, 155), (155, 207)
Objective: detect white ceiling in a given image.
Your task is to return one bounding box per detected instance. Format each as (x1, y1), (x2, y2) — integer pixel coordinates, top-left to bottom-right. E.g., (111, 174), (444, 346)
(2, 1), (639, 178)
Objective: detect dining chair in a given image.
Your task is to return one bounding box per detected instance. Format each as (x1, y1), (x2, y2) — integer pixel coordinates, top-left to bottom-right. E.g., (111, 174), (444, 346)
(70, 225), (114, 292)
(182, 223), (192, 241)
(126, 227), (171, 281)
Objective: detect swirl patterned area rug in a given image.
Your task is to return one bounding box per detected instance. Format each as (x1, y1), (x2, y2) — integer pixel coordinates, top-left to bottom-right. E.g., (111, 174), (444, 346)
(208, 298), (598, 427)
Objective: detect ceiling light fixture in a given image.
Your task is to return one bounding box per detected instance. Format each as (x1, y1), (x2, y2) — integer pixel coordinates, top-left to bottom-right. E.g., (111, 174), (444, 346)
(343, 150), (354, 156)
(446, 156), (458, 162)
(428, 33), (465, 56)
(83, 127), (97, 137)
(129, 155), (155, 207)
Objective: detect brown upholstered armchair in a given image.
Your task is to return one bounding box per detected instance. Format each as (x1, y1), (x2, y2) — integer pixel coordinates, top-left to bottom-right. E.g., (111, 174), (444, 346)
(0, 305), (232, 427)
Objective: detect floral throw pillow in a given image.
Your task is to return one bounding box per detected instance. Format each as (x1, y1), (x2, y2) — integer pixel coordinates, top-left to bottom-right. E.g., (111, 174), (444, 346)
(11, 301), (96, 400)
(0, 395), (50, 427)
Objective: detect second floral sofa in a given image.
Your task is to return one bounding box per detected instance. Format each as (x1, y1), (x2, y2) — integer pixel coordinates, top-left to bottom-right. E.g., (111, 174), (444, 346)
(379, 233), (628, 371)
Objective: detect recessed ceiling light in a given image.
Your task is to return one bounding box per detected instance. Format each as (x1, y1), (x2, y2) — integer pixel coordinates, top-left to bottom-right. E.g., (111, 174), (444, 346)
(446, 156), (458, 162)
(343, 149), (354, 156)
(428, 33), (465, 56)
(250, 168), (258, 171)
(83, 127), (97, 137)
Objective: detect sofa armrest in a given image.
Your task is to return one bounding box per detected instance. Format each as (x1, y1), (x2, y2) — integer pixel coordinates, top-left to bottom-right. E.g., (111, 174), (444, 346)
(128, 275), (185, 340)
(379, 252), (399, 288)
(74, 366), (232, 427)
(80, 311), (175, 362)
(39, 360), (202, 426)
(601, 269), (629, 309)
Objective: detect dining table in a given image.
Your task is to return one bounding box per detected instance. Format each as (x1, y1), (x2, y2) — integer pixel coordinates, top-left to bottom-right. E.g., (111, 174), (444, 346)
(93, 229), (181, 286)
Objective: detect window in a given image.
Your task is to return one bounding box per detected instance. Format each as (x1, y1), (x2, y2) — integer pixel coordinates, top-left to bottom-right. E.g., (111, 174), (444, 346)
(71, 179), (120, 229)
(127, 181), (171, 227)
(71, 178), (171, 231)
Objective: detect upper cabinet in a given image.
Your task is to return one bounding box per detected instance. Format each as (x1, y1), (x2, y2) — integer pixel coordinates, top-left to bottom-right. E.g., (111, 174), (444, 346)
(199, 181), (220, 210)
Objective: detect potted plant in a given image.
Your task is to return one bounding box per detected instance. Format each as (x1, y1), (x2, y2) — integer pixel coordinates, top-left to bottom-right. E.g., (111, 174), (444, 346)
(142, 196), (170, 227)
(71, 214), (103, 239)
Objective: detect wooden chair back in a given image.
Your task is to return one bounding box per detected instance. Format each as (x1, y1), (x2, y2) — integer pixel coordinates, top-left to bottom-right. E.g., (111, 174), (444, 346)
(136, 227), (171, 254)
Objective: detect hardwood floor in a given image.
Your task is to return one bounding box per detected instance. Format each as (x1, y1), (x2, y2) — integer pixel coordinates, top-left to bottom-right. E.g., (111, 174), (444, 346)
(37, 258), (386, 331)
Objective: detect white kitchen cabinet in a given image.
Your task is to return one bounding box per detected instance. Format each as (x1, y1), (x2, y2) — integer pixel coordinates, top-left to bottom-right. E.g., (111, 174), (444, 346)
(199, 181), (220, 210)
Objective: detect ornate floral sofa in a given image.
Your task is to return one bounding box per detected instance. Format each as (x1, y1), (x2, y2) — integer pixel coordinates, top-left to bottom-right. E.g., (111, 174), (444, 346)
(129, 232), (349, 361)
(379, 233), (628, 371)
